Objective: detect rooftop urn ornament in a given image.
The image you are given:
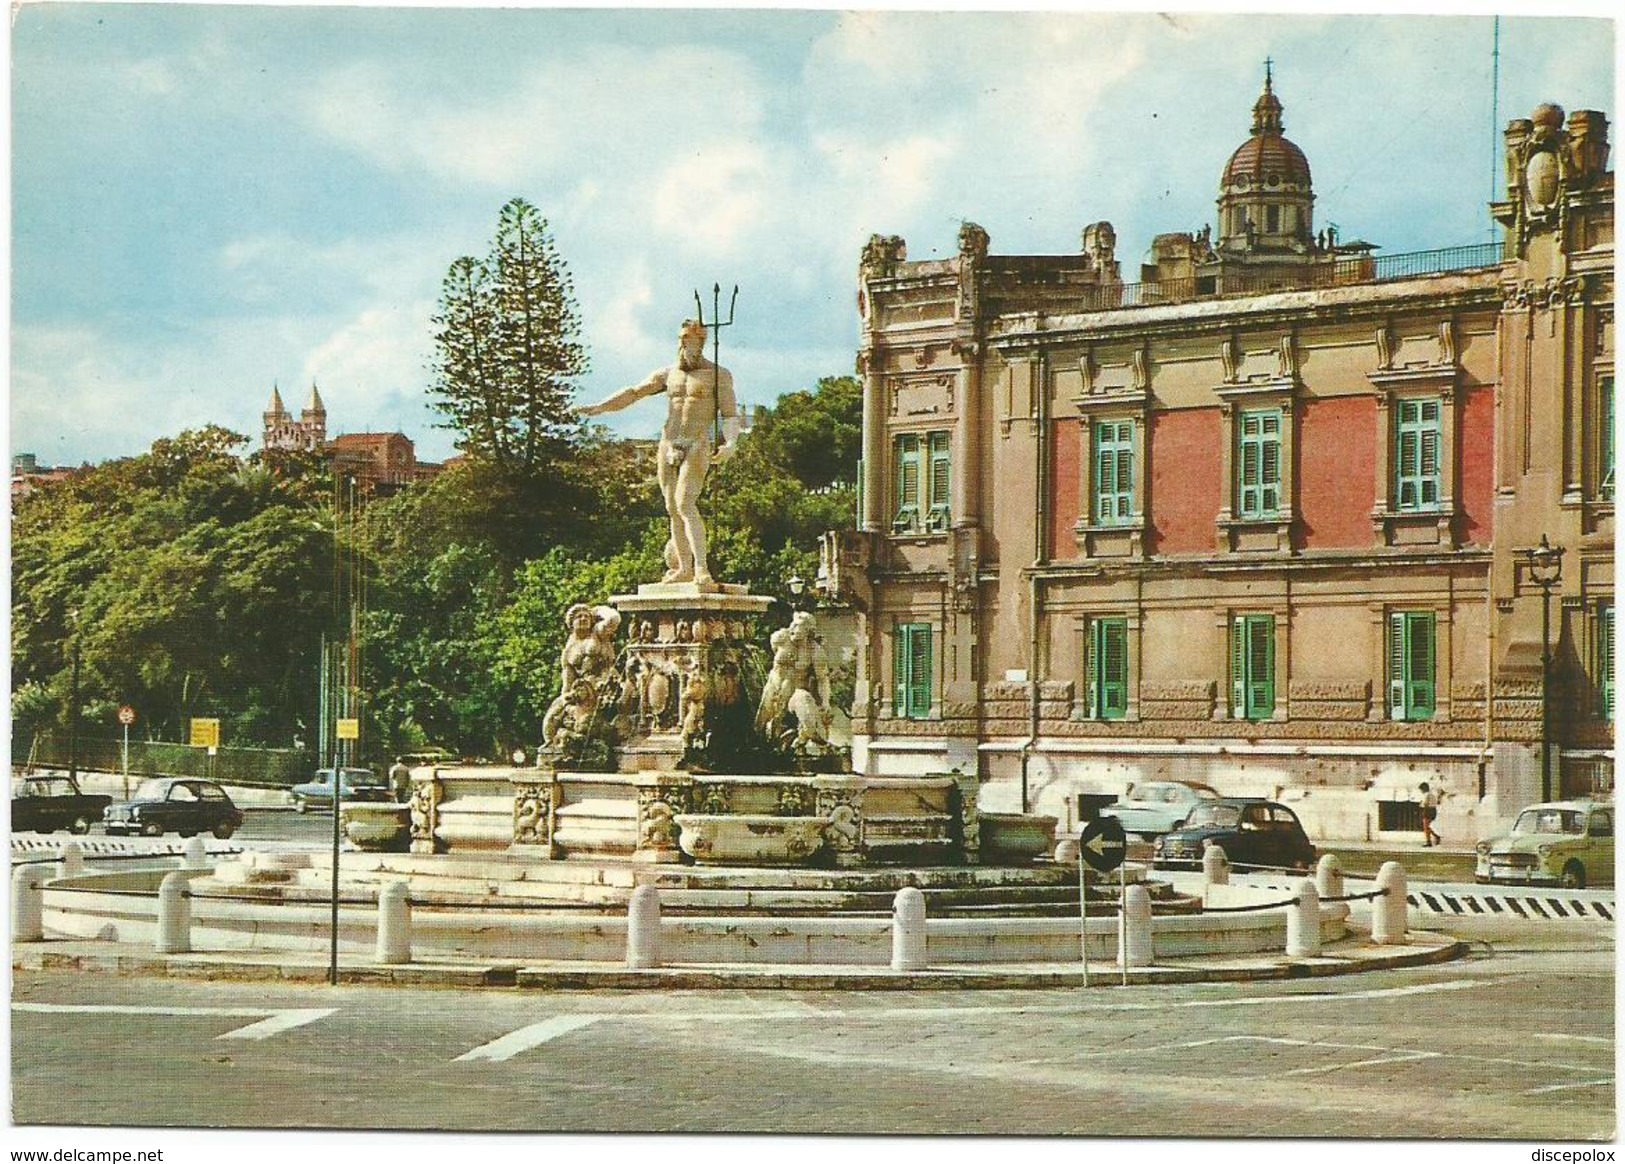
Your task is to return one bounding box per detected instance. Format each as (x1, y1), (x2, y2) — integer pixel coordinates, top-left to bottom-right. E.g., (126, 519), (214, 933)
(580, 287), (741, 588)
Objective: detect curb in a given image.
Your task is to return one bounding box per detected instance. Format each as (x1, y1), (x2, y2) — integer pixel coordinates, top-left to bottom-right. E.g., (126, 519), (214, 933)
(12, 934), (1466, 990)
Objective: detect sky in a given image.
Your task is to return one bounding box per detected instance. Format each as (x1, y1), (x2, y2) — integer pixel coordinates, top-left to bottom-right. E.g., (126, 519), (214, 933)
(7, 2), (1618, 468)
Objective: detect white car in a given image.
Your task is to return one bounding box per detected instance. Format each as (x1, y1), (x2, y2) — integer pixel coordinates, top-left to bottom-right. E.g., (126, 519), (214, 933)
(1097, 781), (1221, 840)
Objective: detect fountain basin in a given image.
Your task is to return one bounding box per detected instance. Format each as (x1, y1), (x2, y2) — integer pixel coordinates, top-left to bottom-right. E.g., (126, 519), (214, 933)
(341, 802), (411, 852)
(674, 813), (828, 865)
(979, 813), (1059, 864)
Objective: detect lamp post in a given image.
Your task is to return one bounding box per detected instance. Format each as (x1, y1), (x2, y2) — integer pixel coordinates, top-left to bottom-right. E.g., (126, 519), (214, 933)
(1519, 535), (1565, 802)
(67, 608), (81, 785)
(786, 573), (810, 614)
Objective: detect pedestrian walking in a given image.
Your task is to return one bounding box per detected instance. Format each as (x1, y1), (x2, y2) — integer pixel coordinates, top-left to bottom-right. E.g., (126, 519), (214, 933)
(389, 756), (412, 803)
(1419, 781), (1442, 847)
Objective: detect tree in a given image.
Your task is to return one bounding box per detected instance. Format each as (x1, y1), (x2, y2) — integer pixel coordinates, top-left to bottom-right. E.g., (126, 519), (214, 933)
(429, 198), (588, 476)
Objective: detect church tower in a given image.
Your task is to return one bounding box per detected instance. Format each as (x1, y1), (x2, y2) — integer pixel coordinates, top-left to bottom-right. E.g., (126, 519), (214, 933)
(1216, 64), (1316, 262)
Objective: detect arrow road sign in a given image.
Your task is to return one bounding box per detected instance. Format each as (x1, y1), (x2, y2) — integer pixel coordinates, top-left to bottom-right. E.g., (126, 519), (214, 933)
(1078, 815), (1127, 874)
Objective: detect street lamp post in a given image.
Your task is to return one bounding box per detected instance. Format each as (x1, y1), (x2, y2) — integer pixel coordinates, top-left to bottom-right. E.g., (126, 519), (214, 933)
(67, 609), (81, 785)
(1519, 535), (1566, 802)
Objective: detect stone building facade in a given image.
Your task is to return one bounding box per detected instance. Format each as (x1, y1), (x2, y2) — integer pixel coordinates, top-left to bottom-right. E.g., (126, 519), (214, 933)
(263, 382), (442, 494)
(843, 80), (1614, 845)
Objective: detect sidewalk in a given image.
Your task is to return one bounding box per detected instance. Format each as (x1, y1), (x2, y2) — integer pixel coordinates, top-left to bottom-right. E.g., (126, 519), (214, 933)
(13, 930), (1466, 990)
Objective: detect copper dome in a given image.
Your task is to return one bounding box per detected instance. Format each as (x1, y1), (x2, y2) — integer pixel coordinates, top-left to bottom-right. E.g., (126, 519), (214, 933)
(1222, 74), (1312, 189)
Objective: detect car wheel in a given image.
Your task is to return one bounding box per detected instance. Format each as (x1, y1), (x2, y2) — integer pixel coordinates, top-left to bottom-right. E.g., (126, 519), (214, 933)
(1561, 860), (1587, 890)
(213, 822), (236, 840)
(69, 816), (92, 835)
(141, 821), (164, 838)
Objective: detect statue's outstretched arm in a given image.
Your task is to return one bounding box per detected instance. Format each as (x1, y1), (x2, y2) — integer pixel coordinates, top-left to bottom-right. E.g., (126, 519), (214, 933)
(580, 370), (666, 417)
(714, 368), (741, 459)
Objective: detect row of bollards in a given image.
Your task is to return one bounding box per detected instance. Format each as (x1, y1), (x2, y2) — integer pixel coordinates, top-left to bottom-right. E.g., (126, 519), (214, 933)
(12, 850), (1412, 969)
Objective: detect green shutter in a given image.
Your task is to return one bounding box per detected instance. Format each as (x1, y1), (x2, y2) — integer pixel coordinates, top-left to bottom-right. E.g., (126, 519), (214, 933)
(1602, 379), (1615, 501)
(1246, 616), (1275, 719)
(1099, 618), (1128, 719)
(1095, 422), (1134, 526)
(1601, 604), (1615, 721)
(926, 432), (952, 532)
(1086, 621), (1100, 717)
(893, 435), (921, 532)
(1238, 411), (1281, 518)
(1389, 612), (1437, 721)
(894, 623), (932, 719)
(1396, 399), (1443, 513)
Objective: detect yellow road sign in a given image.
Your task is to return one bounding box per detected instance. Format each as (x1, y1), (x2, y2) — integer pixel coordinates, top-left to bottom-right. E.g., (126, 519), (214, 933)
(336, 718), (360, 740)
(189, 718), (221, 749)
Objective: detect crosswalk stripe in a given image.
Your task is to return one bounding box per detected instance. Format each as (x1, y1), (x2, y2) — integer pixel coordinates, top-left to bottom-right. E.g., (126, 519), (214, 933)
(12, 1002), (335, 1041)
(216, 1008), (336, 1040)
(455, 1015), (603, 1063)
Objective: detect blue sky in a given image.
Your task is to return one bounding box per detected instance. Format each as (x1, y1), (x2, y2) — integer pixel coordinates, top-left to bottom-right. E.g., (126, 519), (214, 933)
(9, 3), (1616, 467)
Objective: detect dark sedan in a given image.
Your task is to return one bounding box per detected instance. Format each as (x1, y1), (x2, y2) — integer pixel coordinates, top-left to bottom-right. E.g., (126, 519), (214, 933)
(103, 778), (244, 839)
(1152, 798), (1316, 873)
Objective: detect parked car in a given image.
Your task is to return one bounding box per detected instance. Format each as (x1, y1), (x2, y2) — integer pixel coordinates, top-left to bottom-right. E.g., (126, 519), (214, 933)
(11, 774), (113, 835)
(1475, 801), (1614, 889)
(103, 778), (243, 839)
(1152, 798), (1316, 872)
(1098, 781), (1221, 839)
(291, 767), (391, 813)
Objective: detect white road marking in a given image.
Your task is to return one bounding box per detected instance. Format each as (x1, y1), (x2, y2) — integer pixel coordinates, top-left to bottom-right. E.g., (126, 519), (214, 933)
(1525, 1077), (1616, 1095)
(216, 1008), (336, 1041)
(454, 1015), (603, 1063)
(12, 1002), (335, 1041)
(1531, 1032), (1614, 1045)
(1281, 1050), (1441, 1076)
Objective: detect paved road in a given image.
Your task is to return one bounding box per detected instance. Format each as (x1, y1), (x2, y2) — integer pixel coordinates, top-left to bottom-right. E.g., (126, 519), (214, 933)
(12, 922), (1612, 1139)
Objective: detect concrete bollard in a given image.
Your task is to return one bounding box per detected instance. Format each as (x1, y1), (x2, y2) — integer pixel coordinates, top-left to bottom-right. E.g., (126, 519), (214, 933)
(1315, 853), (1344, 900)
(892, 886), (927, 971)
(1203, 843), (1230, 887)
(59, 840), (86, 878)
(1287, 877), (1321, 958)
(182, 836), (208, 870)
(12, 865), (51, 943)
(625, 885), (661, 969)
(1371, 861), (1408, 945)
(155, 871), (192, 955)
(376, 880), (412, 965)
(1118, 884), (1153, 969)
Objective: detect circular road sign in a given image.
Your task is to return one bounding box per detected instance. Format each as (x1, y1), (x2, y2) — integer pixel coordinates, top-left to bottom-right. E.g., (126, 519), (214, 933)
(1078, 815), (1127, 874)
(117, 705), (137, 726)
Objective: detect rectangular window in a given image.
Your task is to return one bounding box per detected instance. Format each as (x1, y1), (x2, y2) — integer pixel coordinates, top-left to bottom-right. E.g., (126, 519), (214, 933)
(1599, 603), (1614, 722)
(1093, 421), (1135, 526)
(1601, 377), (1614, 502)
(894, 623), (933, 720)
(1388, 611), (1436, 721)
(1084, 617), (1129, 720)
(1230, 614), (1276, 720)
(1237, 410), (1282, 518)
(1395, 398), (1443, 512)
(893, 432), (949, 534)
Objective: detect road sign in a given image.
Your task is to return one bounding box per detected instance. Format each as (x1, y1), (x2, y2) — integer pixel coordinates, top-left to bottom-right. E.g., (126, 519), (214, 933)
(117, 705), (137, 726)
(189, 718), (220, 749)
(1078, 815), (1127, 874)
(335, 718), (360, 741)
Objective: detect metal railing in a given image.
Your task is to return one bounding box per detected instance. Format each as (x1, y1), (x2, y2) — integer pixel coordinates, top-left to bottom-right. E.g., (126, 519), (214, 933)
(1069, 242), (1506, 314)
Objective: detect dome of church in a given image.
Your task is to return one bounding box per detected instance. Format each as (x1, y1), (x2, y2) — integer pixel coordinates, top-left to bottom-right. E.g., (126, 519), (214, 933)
(1221, 73), (1312, 191)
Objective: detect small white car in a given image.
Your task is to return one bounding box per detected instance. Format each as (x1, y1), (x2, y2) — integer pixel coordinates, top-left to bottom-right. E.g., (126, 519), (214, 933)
(1476, 801), (1615, 889)
(1098, 781), (1221, 840)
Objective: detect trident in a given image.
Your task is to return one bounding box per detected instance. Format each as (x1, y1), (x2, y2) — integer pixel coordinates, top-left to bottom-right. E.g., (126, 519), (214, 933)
(693, 282), (739, 453)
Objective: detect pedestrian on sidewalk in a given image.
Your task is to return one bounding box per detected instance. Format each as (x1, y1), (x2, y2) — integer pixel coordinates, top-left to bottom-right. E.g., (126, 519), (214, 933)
(1419, 781), (1442, 847)
(389, 756), (411, 803)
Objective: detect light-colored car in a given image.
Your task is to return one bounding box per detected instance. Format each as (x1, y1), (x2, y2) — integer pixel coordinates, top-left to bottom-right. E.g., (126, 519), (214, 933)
(1098, 781), (1221, 839)
(1475, 801), (1615, 889)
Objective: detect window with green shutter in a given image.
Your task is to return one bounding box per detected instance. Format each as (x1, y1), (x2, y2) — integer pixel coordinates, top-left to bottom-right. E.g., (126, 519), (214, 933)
(1085, 617), (1129, 719)
(1387, 612), (1436, 721)
(1601, 378), (1614, 502)
(892, 432), (950, 534)
(894, 623), (933, 719)
(1230, 614), (1276, 720)
(1395, 399), (1443, 512)
(1599, 604), (1614, 721)
(926, 432), (952, 532)
(1094, 421), (1134, 526)
(1237, 410), (1282, 518)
